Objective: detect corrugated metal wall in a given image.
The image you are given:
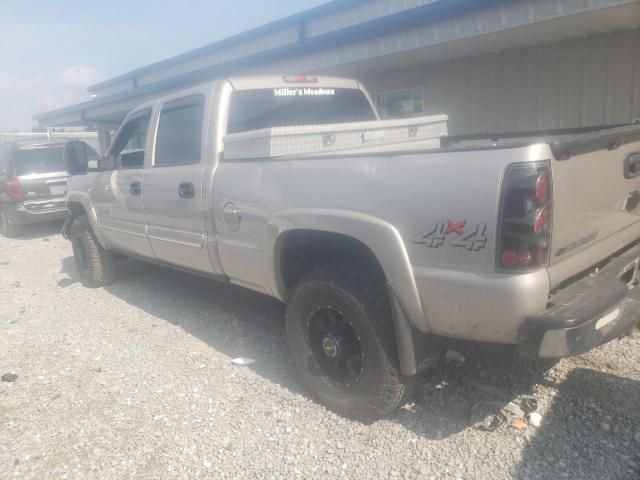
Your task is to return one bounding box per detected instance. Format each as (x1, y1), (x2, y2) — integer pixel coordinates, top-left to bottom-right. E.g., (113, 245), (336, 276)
(362, 29), (640, 135)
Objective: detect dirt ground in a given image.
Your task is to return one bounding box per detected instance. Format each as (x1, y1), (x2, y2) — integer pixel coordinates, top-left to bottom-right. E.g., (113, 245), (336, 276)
(1, 222), (639, 479)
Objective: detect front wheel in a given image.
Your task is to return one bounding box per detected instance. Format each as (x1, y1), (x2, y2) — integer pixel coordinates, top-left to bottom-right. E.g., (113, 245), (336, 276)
(70, 217), (116, 288)
(285, 263), (410, 419)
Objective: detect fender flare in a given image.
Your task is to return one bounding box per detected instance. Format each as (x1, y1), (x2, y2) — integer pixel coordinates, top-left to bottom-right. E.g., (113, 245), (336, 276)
(263, 209), (430, 335)
(65, 193), (110, 248)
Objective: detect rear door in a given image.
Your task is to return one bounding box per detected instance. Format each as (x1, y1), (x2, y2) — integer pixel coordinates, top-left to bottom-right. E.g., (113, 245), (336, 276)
(549, 129), (640, 285)
(12, 144), (68, 209)
(143, 94), (215, 273)
(91, 109), (155, 257)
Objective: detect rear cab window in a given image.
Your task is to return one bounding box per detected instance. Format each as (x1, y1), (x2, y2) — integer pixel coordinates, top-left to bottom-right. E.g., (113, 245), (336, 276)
(13, 145), (65, 176)
(227, 87), (377, 134)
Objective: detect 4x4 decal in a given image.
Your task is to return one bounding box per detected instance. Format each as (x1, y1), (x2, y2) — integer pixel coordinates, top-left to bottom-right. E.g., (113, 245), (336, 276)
(414, 221), (488, 251)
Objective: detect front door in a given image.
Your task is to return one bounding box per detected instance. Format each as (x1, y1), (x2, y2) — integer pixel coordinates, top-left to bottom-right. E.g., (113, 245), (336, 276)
(143, 95), (215, 273)
(91, 109), (154, 257)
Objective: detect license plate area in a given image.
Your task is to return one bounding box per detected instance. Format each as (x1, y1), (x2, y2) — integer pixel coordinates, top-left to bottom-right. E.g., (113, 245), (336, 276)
(49, 184), (67, 196)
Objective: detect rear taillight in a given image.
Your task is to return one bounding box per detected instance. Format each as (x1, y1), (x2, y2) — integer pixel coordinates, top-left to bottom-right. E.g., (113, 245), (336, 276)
(497, 161), (552, 272)
(4, 178), (22, 199)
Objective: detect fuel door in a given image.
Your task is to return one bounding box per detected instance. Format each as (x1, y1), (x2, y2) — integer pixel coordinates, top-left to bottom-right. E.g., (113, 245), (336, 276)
(624, 152), (640, 179)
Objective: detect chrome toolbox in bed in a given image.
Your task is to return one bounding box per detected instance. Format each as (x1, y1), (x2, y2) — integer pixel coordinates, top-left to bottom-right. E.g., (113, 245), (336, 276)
(223, 114), (448, 160)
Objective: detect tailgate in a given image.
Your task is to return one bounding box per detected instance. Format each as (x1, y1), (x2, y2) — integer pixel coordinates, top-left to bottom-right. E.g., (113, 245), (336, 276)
(13, 144), (68, 202)
(548, 125), (640, 286)
(18, 172), (68, 203)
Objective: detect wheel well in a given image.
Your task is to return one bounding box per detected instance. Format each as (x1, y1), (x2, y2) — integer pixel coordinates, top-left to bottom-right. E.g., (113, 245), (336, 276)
(279, 230), (386, 292)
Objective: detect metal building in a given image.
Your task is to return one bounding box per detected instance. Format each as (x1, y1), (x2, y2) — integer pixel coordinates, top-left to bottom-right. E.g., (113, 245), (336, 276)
(36, 0), (640, 150)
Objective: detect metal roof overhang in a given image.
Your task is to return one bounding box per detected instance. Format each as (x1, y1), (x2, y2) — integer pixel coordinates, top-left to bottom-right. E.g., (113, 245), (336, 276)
(324, 1), (640, 77)
(86, 0), (367, 94)
(35, 0), (640, 127)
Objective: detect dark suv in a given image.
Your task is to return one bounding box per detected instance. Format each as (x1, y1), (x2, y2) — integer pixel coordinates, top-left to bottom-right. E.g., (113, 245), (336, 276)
(0, 141), (94, 236)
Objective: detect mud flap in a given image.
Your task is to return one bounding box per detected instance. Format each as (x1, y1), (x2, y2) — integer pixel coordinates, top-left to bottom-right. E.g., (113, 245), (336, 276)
(61, 214), (74, 240)
(387, 284), (444, 376)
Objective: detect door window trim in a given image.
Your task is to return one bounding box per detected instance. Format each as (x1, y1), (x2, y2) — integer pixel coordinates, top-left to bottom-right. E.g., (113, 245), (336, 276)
(105, 108), (152, 171)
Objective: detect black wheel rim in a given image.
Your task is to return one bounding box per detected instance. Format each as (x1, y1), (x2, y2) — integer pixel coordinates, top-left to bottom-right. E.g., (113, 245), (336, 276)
(308, 307), (365, 386)
(74, 240), (88, 274)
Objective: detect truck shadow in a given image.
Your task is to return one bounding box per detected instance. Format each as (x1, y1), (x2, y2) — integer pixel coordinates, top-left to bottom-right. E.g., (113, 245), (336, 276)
(394, 340), (557, 437)
(59, 256), (640, 456)
(10, 220), (64, 240)
(515, 369), (640, 480)
(60, 256), (303, 393)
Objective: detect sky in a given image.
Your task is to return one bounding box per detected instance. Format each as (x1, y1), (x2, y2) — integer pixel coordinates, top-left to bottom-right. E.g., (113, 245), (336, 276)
(0, 0), (328, 131)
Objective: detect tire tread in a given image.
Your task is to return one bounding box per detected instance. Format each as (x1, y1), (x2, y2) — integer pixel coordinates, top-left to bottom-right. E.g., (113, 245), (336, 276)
(71, 217), (116, 288)
(286, 262), (409, 419)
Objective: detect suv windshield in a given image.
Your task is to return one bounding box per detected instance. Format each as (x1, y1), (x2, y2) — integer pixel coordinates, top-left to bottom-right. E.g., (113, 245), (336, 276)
(13, 146), (66, 176)
(227, 87), (377, 134)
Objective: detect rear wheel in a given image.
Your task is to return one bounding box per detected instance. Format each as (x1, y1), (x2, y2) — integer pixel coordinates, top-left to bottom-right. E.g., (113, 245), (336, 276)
(70, 217), (116, 288)
(285, 263), (410, 419)
(0, 209), (19, 237)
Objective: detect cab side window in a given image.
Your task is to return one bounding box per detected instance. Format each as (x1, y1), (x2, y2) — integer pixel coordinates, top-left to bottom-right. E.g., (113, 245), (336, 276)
(154, 96), (204, 167)
(108, 110), (151, 169)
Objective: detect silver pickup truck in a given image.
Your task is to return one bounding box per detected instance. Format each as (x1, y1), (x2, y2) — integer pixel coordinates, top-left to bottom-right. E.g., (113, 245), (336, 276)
(62, 75), (640, 418)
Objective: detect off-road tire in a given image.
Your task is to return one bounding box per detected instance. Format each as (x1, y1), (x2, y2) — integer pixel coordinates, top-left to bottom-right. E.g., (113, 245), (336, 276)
(285, 263), (410, 420)
(70, 216), (116, 288)
(0, 209), (19, 237)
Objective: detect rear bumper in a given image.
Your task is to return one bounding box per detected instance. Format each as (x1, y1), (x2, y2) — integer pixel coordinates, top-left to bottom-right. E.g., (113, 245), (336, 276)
(520, 242), (640, 358)
(1, 202), (68, 225)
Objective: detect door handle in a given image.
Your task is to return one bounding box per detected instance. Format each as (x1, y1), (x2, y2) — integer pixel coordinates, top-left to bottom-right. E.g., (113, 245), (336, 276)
(178, 182), (195, 199)
(223, 202), (241, 232)
(129, 181), (142, 196)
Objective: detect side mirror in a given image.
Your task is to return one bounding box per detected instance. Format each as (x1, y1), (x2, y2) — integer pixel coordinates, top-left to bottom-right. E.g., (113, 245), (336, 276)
(98, 155), (114, 171)
(63, 141), (90, 175)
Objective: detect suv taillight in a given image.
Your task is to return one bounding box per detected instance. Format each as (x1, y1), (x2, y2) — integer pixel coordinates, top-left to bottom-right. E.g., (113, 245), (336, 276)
(4, 178), (22, 199)
(497, 161), (552, 271)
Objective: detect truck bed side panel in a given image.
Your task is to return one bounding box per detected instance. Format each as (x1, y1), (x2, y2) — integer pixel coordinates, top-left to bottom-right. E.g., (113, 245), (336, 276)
(213, 145), (549, 342)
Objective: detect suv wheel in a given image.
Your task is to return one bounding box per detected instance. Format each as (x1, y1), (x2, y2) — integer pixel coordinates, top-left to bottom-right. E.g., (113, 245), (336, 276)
(0, 209), (18, 237)
(285, 263), (410, 419)
(70, 216), (116, 288)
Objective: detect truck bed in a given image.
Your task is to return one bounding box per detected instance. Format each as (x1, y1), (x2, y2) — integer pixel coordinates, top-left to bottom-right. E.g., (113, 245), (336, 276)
(442, 123), (640, 159)
(224, 117), (640, 163)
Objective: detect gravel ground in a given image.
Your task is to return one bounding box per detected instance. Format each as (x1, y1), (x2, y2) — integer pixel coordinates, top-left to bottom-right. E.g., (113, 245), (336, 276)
(1, 222), (639, 480)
